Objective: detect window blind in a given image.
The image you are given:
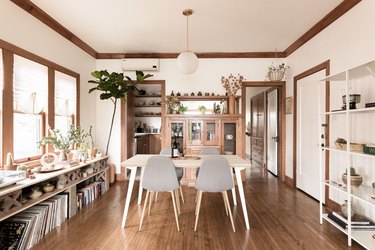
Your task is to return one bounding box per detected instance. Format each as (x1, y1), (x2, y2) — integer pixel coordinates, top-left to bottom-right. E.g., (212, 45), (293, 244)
(13, 55), (48, 114)
(55, 71), (76, 116)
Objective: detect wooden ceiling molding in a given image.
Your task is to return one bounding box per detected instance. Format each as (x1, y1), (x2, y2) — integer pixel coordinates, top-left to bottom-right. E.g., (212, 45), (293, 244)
(11, 0), (361, 59)
(96, 51), (286, 59)
(284, 0), (361, 57)
(10, 0), (98, 58)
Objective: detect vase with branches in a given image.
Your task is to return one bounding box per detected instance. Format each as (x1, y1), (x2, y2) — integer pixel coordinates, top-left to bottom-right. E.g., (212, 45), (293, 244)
(88, 70), (153, 155)
(221, 74), (244, 96)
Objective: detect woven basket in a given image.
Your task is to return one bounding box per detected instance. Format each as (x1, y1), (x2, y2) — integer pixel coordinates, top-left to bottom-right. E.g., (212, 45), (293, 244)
(334, 142), (363, 153)
(268, 70), (285, 81)
(342, 174), (363, 187)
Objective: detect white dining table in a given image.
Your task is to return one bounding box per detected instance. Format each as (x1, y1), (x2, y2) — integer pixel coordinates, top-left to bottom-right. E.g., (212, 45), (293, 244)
(120, 154), (250, 230)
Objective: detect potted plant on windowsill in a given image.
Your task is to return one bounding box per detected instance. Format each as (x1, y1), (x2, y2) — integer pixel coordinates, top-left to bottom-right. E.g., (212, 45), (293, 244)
(38, 128), (73, 161)
(89, 70), (153, 155)
(267, 63), (289, 81)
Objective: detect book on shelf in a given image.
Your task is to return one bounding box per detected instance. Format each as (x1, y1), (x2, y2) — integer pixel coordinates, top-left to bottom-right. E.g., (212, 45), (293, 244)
(328, 212), (375, 230)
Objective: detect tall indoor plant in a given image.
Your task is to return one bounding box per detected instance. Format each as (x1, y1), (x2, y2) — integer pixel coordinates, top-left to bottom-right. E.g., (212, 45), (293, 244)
(88, 70), (153, 155)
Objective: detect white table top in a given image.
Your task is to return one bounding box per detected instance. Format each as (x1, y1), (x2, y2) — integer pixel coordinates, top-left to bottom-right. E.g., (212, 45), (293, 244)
(121, 154), (250, 169)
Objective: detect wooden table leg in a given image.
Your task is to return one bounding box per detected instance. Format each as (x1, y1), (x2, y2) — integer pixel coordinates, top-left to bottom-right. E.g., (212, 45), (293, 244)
(121, 166), (137, 228)
(234, 167), (250, 230)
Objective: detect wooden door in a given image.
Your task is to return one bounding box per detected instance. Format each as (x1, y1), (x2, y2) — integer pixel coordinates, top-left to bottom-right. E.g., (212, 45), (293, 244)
(250, 92), (265, 168)
(149, 134), (161, 154)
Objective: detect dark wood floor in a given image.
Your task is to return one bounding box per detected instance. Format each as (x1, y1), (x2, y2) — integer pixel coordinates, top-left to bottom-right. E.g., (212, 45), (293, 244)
(33, 167), (361, 250)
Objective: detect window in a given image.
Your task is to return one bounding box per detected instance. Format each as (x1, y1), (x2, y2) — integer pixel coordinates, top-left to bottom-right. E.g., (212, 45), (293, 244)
(13, 55), (48, 159)
(0, 41), (79, 164)
(55, 71), (76, 136)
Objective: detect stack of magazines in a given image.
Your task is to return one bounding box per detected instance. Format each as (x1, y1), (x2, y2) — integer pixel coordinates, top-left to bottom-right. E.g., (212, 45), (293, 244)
(328, 211), (375, 230)
(0, 193), (69, 250)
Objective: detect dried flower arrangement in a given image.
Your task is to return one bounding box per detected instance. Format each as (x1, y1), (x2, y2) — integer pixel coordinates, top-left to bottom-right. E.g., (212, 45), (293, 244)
(221, 74), (245, 96)
(165, 96), (180, 114)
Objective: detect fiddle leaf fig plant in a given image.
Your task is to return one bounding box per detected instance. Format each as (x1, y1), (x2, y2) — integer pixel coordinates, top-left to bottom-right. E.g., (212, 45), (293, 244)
(88, 70), (153, 155)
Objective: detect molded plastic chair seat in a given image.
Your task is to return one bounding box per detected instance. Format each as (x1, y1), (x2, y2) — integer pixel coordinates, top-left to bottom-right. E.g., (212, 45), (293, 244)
(139, 156), (181, 231)
(194, 156), (235, 232)
(159, 147), (185, 203)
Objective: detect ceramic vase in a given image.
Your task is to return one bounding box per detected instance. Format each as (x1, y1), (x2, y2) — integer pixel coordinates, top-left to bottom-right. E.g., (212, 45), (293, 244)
(29, 187), (43, 199)
(341, 200), (355, 218)
(228, 95), (236, 114)
(59, 149), (68, 161)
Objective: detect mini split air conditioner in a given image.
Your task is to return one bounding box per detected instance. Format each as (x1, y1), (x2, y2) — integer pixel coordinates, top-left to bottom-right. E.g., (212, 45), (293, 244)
(122, 59), (159, 72)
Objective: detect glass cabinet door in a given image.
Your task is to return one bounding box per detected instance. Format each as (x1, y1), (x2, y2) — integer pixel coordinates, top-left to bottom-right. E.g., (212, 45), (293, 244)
(222, 121), (237, 155)
(171, 122), (184, 154)
(189, 121), (202, 145)
(204, 121), (218, 145)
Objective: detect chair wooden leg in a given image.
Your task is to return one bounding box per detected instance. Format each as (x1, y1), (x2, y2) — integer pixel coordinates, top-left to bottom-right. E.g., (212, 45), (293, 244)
(139, 190), (150, 231)
(148, 191), (154, 215)
(155, 192), (158, 202)
(194, 190), (202, 231)
(222, 192), (228, 216)
(171, 191), (180, 231)
(224, 191), (236, 232)
(179, 186), (185, 203)
(174, 189), (181, 215)
(195, 190), (199, 203)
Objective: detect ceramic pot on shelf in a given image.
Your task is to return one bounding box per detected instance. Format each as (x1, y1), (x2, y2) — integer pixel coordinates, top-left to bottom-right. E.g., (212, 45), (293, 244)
(341, 200), (355, 218)
(29, 187), (43, 199)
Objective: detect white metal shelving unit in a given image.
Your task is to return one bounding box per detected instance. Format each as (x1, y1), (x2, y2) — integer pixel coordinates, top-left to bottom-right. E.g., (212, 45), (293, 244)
(318, 60), (375, 250)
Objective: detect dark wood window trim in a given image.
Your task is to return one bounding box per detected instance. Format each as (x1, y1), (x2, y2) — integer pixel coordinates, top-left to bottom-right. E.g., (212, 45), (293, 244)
(0, 40), (80, 165)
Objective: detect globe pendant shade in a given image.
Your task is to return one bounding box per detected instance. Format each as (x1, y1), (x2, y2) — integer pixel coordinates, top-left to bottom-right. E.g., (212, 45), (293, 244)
(177, 51), (199, 74)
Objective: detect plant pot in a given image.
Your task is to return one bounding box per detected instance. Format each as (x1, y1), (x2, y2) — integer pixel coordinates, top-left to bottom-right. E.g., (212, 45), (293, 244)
(59, 149), (68, 161)
(228, 95), (236, 114)
(268, 70), (285, 81)
(29, 187), (43, 199)
(342, 173), (363, 187)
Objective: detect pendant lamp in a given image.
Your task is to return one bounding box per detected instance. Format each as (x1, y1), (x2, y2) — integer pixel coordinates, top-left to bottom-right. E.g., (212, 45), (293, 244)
(177, 9), (199, 74)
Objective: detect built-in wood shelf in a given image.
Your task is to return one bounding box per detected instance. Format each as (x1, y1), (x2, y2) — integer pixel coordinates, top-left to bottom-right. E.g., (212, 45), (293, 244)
(135, 115), (161, 117)
(135, 105), (161, 108)
(134, 95), (162, 98)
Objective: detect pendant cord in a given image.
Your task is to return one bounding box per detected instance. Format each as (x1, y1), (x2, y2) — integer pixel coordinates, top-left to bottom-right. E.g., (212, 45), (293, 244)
(186, 14), (189, 51)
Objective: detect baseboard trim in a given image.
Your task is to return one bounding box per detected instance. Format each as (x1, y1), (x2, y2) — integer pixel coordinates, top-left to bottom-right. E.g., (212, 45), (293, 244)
(284, 175), (294, 188)
(115, 166), (126, 182)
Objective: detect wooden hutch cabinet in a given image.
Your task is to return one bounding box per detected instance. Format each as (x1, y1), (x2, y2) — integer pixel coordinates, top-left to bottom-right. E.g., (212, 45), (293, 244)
(163, 114), (243, 186)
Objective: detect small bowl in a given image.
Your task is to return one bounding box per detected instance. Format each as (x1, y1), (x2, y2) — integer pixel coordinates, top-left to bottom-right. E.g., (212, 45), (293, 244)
(43, 183), (55, 193)
(342, 174), (363, 187)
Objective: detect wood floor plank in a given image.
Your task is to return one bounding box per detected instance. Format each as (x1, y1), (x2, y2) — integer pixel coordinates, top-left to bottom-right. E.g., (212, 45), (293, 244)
(32, 167), (362, 250)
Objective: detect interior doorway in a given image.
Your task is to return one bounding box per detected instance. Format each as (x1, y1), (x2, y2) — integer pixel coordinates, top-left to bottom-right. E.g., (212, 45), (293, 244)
(293, 61), (335, 207)
(241, 82), (286, 181)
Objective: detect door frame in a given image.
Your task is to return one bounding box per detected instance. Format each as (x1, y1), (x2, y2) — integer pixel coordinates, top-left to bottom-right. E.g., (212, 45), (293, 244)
(293, 60), (336, 208)
(266, 87), (280, 176)
(241, 81), (286, 181)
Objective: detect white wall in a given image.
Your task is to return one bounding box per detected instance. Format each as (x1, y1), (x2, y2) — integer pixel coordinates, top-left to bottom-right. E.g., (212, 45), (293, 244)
(285, 0), (375, 178)
(0, 1), (96, 150)
(97, 58), (279, 171)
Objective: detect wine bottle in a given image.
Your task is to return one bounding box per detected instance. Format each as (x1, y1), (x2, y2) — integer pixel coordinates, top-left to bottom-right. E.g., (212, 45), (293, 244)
(172, 136), (179, 158)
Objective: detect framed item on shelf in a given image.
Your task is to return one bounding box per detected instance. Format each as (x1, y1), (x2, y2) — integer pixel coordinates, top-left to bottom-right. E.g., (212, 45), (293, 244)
(285, 96), (293, 114)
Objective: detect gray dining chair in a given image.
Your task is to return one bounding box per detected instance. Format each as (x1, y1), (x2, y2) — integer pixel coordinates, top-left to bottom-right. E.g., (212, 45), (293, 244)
(139, 156), (181, 231)
(196, 147), (220, 176)
(159, 147), (184, 203)
(194, 156), (235, 232)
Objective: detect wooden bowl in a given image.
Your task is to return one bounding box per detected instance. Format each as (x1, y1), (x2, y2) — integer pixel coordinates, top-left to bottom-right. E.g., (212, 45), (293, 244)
(342, 174), (363, 187)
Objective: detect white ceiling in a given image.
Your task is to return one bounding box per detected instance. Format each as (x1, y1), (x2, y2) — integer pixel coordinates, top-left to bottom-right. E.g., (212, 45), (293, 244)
(31, 0), (342, 53)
